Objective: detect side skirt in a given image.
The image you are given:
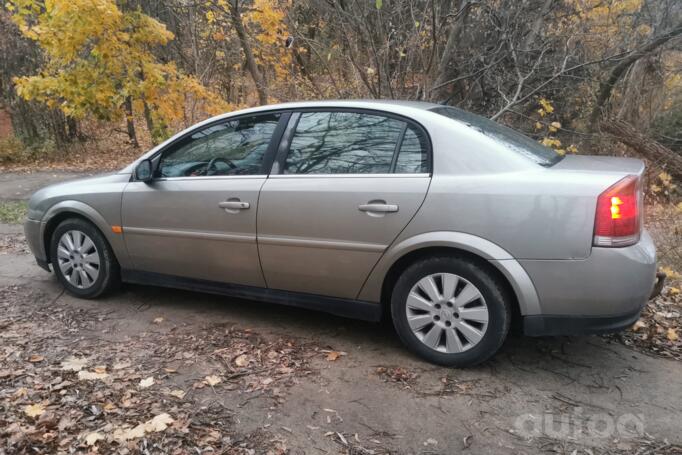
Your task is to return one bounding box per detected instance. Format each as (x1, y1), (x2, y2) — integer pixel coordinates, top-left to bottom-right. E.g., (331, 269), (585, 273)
(121, 270), (382, 322)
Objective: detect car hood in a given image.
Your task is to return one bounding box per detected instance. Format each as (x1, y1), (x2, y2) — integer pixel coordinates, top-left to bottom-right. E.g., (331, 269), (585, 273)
(27, 173), (131, 221)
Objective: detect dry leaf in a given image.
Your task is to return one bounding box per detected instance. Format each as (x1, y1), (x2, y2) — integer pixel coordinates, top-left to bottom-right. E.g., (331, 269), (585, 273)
(113, 361), (131, 370)
(153, 317), (164, 324)
(77, 370), (108, 381)
(204, 375), (221, 386)
(326, 351), (344, 361)
(667, 328), (679, 342)
(169, 389), (186, 399)
(146, 413), (174, 432)
(103, 402), (117, 411)
(84, 432), (104, 446)
(13, 387), (28, 399)
(24, 403), (45, 418)
(111, 413), (174, 443)
(234, 354), (249, 367)
(28, 354), (44, 363)
(139, 376), (155, 388)
(61, 356), (87, 372)
(93, 366), (107, 374)
(632, 320), (647, 331)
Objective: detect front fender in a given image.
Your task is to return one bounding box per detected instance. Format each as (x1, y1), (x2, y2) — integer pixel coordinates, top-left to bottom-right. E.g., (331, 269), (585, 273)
(40, 200), (131, 268)
(357, 231), (541, 315)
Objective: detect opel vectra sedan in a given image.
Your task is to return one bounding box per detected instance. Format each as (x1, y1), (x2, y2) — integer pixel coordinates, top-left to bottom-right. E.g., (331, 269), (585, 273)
(24, 101), (661, 366)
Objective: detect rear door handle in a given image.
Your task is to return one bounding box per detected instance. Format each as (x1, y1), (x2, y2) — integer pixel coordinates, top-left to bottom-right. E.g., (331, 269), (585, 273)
(358, 203), (398, 213)
(219, 201), (250, 210)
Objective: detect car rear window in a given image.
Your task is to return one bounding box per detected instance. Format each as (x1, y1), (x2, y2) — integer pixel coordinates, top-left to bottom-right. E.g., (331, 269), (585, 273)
(430, 106), (563, 167)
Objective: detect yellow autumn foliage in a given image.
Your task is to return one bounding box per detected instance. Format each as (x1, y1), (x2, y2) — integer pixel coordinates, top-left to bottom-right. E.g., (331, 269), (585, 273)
(9, 0), (230, 140)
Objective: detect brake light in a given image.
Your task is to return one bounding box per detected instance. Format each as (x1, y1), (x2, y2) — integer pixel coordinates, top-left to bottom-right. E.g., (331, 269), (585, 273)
(593, 175), (641, 247)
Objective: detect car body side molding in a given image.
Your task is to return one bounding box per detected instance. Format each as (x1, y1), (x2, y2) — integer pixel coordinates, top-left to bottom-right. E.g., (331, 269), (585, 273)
(121, 269), (383, 322)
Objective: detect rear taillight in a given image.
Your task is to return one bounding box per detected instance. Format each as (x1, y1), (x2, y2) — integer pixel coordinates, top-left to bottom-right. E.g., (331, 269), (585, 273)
(593, 175), (641, 247)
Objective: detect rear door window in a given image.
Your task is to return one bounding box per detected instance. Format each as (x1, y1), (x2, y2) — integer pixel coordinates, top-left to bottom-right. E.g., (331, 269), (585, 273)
(283, 111), (429, 174)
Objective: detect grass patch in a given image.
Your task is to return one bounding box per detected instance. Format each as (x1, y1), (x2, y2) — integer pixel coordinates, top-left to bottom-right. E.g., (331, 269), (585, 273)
(0, 200), (28, 224)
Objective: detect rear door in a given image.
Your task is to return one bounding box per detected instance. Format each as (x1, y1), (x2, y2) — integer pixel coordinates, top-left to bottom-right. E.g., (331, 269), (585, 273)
(122, 112), (287, 286)
(257, 110), (431, 299)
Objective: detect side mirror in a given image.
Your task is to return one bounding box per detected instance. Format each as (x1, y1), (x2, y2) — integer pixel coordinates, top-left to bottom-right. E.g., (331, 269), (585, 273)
(135, 159), (153, 183)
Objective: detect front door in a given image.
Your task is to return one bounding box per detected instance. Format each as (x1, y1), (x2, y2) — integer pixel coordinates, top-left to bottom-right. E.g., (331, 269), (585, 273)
(122, 112), (286, 286)
(257, 110), (431, 299)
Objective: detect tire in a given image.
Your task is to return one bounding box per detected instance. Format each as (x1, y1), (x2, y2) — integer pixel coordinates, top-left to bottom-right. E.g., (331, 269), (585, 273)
(50, 218), (120, 299)
(391, 256), (511, 367)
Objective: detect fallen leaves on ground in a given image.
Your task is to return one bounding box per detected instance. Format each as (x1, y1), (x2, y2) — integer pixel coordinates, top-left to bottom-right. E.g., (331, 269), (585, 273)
(608, 282), (682, 360)
(139, 376), (155, 388)
(23, 403), (45, 418)
(324, 350), (346, 361)
(204, 374), (222, 386)
(375, 366), (418, 388)
(60, 356), (87, 371)
(0, 283), (315, 453)
(77, 370), (109, 381)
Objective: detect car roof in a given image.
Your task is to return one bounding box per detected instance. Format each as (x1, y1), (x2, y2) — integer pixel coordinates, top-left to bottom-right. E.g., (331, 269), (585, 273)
(229, 99), (441, 116)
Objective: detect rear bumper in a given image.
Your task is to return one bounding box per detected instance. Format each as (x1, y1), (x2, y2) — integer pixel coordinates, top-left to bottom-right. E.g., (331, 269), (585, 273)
(523, 307), (642, 336)
(520, 230), (657, 336)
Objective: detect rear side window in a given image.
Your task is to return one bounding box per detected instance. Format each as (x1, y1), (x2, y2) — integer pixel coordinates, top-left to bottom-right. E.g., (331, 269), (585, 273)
(283, 111), (429, 174)
(430, 106), (562, 166)
(395, 125), (429, 173)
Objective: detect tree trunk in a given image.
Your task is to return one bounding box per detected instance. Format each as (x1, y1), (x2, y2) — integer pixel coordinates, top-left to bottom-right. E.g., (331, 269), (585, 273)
(123, 96), (139, 148)
(143, 100), (156, 146)
(589, 23), (682, 131)
(230, 0), (269, 105)
(431, 0), (472, 102)
(601, 119), (682, 179)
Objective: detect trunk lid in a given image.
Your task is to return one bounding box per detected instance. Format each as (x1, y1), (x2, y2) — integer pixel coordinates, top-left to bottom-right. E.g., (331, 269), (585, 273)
(552, 155), (645, 177)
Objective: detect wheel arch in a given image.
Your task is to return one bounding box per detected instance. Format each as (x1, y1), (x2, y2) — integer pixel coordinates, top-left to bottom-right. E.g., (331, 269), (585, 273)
(358, 232), (541, 318)
(41, 201), (124, 266)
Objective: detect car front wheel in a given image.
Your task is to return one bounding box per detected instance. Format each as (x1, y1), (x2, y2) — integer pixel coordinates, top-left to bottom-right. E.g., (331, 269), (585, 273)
(391, 256), (511, 367)
(50, 218), (120, 298)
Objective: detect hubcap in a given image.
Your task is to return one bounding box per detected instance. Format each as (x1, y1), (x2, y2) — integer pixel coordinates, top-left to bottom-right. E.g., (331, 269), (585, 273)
(405, 273), (489, 353)
(57, 230), (100, 289)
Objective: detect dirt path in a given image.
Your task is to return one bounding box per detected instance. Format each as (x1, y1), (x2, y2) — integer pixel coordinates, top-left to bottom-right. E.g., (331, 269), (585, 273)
(1, 237), (681, 454)
(0, 173), (680, 454)
(0, 171), (96, 201)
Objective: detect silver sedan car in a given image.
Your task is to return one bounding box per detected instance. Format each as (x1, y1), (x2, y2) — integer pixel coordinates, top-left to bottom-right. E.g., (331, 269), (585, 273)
(24, 101), (661, 366)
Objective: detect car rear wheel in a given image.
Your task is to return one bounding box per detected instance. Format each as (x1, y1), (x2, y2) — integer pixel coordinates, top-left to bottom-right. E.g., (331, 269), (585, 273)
(391, 256), (511, 367)
(50, 218), (120, 299)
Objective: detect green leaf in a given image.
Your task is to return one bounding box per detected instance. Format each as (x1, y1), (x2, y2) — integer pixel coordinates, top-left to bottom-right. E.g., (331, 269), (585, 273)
(375, 0), (382, 10)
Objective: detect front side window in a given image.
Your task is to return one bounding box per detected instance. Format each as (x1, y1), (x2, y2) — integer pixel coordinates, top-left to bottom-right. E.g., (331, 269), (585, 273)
(157, 114), (280, 177)
(284, 111), (406, 174)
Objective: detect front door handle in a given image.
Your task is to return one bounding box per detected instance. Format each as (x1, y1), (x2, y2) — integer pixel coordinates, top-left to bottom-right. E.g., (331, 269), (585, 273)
(219, 201), (250, 210)
(358, 203), (398, 213)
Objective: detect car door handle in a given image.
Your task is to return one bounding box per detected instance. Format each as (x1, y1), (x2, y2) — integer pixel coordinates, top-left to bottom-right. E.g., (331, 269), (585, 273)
(219, 201), (250, 210)
(358, 203), (398, 213)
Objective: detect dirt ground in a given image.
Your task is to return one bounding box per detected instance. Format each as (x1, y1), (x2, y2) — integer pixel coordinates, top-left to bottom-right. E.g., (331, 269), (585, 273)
(1, 172), (681, 455)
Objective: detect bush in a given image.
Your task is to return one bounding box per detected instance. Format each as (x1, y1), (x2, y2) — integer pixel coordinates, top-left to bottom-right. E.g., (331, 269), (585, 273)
(0, 136), (56, 164)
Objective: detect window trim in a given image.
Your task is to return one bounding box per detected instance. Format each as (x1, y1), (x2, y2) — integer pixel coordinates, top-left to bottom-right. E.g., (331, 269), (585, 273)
(271, 108), (432, 176)
(148, 111), (292, 181)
